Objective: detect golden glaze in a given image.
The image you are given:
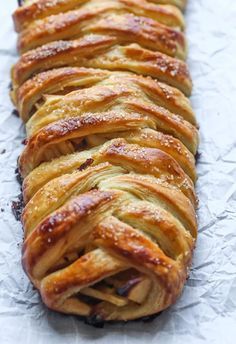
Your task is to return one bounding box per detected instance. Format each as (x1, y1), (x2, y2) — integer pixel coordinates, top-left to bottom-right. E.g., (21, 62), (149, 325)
(11, 0), (198, 322)
(17, 7), (186, 56)
(14, 0), (185, 32)
(12, 36), (191, 94)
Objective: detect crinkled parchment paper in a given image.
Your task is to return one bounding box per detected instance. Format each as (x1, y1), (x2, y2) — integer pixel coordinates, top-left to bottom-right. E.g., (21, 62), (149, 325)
(0, 1), (236, 343)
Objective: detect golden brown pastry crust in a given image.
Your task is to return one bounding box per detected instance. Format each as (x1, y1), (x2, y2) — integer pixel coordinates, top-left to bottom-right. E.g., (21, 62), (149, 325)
(17, 8), (185, 55)
(12, 37), (192, 95)
(11, 0), (198, 323)
(14, 0), (185, 33)
(13, 67), (194, 123)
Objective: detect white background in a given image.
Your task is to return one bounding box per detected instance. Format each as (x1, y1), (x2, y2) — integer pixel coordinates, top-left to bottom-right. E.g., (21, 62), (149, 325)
(0, 1), (236, 343)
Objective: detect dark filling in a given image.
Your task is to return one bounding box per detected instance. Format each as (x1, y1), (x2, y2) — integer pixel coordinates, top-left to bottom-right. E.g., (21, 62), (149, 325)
(12, 109), (19, 117)
(78, 158), (94, 171)
(137, 312), (163, 323)
(21, 138), (28, 145)
(85, 314), (105, 328)
(15, 167), (23, 186)
(11, 194), (24, 222)
(17, 0), (24, 7)
(195, 151), (201, 164)
(72, 138), (88, 151)
(83, 311), (163, 328)
(77, 294), (101, 306)
(116, 277), (141, 297)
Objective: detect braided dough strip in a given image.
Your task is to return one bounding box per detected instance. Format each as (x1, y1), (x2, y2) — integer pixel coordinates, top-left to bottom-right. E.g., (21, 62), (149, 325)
(14, 0), (186, 33)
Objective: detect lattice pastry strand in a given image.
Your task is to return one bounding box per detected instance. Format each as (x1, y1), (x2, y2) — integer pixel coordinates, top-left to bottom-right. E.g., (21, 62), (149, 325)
(11, 0), (198, 324)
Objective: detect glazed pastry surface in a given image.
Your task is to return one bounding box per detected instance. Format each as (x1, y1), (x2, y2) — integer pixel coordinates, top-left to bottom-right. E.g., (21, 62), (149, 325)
(12, 0), (198, 323)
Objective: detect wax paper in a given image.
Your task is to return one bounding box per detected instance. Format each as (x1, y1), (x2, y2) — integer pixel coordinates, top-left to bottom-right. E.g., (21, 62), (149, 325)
(0, 1), (236, 343)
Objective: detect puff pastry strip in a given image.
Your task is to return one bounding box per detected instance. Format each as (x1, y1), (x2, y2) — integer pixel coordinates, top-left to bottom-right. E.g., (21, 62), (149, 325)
(12, 68), (193, 123)
(14, 0), (185, 33)
(17, 7), (185, 55)
(12, 37), (192, 94)
(12, 0), (198, 323)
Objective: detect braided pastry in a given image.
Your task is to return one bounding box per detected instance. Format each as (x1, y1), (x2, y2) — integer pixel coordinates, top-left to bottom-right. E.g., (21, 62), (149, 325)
(12, 0), (198, 323)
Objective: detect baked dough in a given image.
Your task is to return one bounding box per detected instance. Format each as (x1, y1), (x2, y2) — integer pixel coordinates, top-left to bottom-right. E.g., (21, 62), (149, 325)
(12, 0), (198, 323)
